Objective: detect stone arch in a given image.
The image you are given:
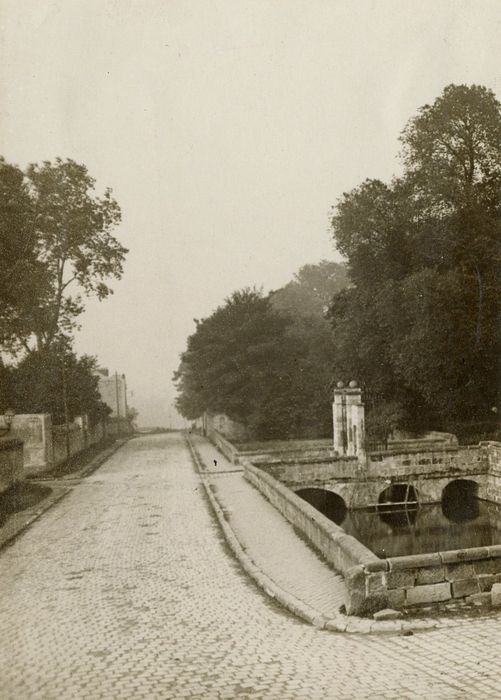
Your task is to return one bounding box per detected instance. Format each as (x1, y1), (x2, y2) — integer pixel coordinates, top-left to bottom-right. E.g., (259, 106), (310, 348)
(442, 479), (480, 523)
(378, 482), (418, 505)
(295, 488), (347, 525)
(376, 482), (419, 527)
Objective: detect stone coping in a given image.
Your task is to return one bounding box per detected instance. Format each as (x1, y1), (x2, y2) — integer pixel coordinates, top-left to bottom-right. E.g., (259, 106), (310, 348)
(243, 460), (378, 572)
(258, 455), (356, 467)
(369, 545), (501, 573)
(368, 444), (479, 458)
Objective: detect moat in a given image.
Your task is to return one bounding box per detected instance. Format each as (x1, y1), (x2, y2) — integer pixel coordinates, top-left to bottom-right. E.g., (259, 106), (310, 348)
(298, 486), (501, 558)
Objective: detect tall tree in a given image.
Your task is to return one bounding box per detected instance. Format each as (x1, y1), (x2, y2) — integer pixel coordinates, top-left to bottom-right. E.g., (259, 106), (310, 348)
(329, 84), (501, 435)
(271, 260), (349, 317)
(174, 289), (290, 427)
(25, 158), (126, 350)
(0, 158), (47, 352)
(401, 84), (501, 211)
(5, 344), (109, 426)
(176, 262), (349, 440)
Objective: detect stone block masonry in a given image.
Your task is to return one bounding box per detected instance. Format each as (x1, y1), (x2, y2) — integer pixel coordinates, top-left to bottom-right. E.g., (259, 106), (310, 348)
(10, 413), (111, 475)
(226, 432), (501, 613)
(243, 458), (501, 614)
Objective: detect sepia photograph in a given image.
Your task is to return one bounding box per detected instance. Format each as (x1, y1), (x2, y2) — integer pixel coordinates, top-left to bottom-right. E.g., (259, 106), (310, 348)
(1, 1), (501, 698)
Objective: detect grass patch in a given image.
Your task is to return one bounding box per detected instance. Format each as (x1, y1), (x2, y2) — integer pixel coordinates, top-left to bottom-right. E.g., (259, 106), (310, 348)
(0, 482), (52, 528)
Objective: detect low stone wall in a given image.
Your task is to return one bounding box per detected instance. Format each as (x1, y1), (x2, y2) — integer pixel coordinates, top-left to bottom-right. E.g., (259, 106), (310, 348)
(237, 439), (333, 465)
(210, 432), (335, 466)
(243, 461), (381, 614)
(244, 458), (501, 614)
(242, 440), (501, 613)
(368, 445), (487, 478)
(212, 431), (241, 464)
(10, 414), (52, 473)
(349, 546), (501, 611)
(258, 456), (360, 484)
(0, 438), (23, 494)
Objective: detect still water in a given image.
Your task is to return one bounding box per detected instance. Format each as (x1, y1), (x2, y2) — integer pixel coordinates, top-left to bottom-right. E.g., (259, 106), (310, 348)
(298, 488), (501, 558)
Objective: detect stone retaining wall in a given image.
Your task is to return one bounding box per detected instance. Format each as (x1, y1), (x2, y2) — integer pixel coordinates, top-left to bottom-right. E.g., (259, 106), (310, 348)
(244, 458), (501, 614)
(212, 431), (241, 464)
(244, 460), (382, 614)
(349, 546), (501, 612)
(0, 438), (23, 494)
(238, 439), (501, 613)
(211, 431), (334, 466)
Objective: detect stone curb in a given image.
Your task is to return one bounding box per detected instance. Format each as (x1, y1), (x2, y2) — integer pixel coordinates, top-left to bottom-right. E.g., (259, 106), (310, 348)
(186, 436), (328, 629)
(31, 436), (133, 482)
(186, 435), (437, 635)
(0, 487), (70, 552)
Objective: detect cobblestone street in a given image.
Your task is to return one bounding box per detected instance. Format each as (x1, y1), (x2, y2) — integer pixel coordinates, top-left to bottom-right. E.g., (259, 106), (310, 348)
(1, 433), (501, 699)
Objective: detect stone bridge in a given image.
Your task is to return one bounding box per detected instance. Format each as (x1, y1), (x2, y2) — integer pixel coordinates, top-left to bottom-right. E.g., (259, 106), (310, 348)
(256, 444), (490, 509)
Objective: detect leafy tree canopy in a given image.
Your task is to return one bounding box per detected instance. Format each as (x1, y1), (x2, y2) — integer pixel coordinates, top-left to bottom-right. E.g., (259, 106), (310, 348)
(0, 159), (48, 352)
(0, 343), (109, 426)
(175, 262), (349, 440)
(270, 260), (349, 318)
(26, 158), (126, 350)
(0, 157), (127, 355)
(329, 84), (501, 435)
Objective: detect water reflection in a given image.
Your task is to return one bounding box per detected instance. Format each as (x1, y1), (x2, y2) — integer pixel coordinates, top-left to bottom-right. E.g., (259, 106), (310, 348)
(298, 486), (501, 558)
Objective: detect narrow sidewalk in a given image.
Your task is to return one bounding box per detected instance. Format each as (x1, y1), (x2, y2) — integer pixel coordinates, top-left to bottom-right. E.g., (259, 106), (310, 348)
(190, 433), (347, 620)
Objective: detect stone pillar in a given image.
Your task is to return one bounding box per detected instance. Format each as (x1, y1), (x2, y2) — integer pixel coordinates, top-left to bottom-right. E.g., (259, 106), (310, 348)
(333, 383), (347, 455)
(333, 381), (365, 457)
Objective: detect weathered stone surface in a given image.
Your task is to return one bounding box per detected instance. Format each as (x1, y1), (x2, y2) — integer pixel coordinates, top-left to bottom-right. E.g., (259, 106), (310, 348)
(345, 566), (365, 593)
(346, 589), (366, 616)
(389, 553), (441, 570)
(477, 574), (495, 592)
(364, 559), (389, 573)
(491, 583), (501, 607)
(466, 592), (492, 606)
(386, 588), (405, 609)
(366, 572), (386, 595)
(474, 558), (501, 575)
(440, 547), (488, 563)
(487, 545), (501, 559)
(415, 566), (445, 585)
(451, 578), (480, 598)
(406, 582), (451, 605)
(373, 608), (403, 621)
(386, 570), (415, 589)
(445, 563), (475, 581)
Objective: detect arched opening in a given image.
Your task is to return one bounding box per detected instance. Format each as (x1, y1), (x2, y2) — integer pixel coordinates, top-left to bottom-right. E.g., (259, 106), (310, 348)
(377, 483), (418, 527)
(378, 483), (418, 505)
(442, 479), (479, 523)
(296, 488), (347, 525)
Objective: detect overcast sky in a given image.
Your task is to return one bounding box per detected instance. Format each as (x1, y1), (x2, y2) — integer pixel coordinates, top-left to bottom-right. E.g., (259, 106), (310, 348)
(1, 0), (501, 426)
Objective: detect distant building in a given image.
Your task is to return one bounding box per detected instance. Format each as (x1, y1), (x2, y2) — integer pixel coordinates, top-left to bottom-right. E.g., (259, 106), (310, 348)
(194, 411), (248, 441)
(95, 368), (128, 420)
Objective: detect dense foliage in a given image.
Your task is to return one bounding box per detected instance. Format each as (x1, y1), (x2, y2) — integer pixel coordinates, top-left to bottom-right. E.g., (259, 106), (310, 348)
(175, 262), (348, 439)
(0, 156), (126, 424)
(0, 344), (109, 426)
(0, 157), (126, 354)
(329, 84), (501, 435)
